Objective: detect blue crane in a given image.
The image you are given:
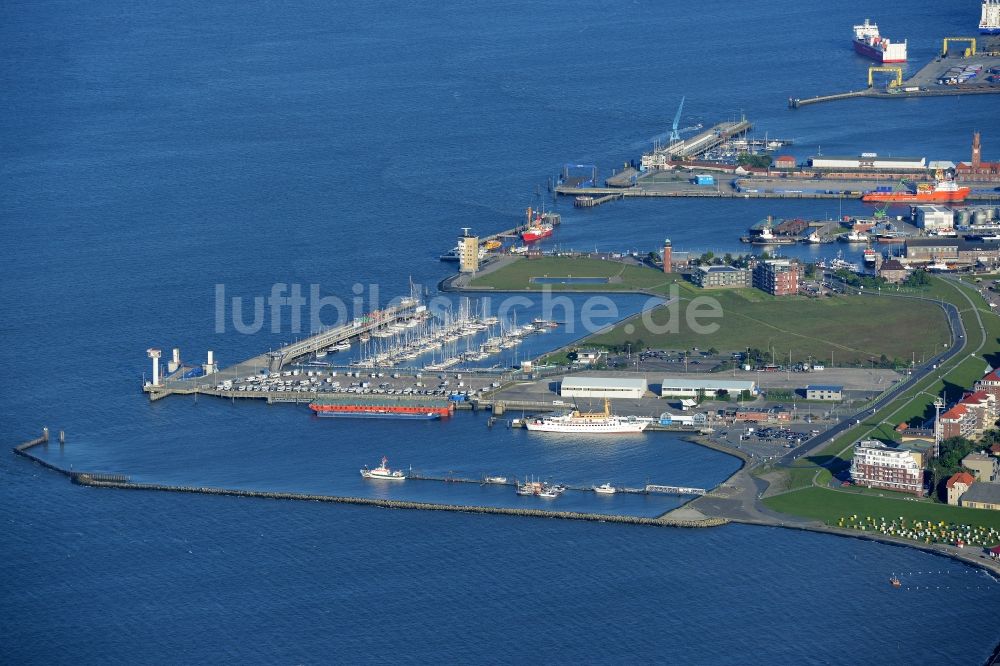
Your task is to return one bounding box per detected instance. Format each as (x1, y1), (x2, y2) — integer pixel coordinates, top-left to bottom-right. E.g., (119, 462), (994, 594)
(668, 96), (685, 143)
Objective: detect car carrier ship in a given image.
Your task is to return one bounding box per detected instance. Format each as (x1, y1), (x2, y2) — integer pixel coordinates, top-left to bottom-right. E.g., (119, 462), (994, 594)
(982, 0), (1000, 34)
(852, 19), (907, 63)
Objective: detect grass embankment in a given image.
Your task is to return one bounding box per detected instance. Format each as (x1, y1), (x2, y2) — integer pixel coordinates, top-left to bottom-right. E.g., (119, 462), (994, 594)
(766, 487), (1000, 546)
(764, 276), (1000, 540)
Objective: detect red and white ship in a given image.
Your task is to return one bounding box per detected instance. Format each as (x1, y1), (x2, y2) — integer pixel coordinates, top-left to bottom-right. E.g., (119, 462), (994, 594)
(520, 207), (554, 242)
(853, 19), (907, 63)
(862, 180), (970, 204)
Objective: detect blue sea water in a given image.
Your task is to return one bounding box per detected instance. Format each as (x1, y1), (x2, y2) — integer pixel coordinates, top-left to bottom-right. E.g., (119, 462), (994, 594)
(3, 0), (1000, 663)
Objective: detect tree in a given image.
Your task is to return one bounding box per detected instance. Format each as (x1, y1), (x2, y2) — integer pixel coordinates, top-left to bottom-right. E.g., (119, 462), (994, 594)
(904, 270), (931, 288)
(927, 435), (984, 500)
(737, 152), (774, 169)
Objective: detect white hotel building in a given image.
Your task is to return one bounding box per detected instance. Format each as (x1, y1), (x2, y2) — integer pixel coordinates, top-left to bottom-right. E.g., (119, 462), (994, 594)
(849, 440), (925, 496)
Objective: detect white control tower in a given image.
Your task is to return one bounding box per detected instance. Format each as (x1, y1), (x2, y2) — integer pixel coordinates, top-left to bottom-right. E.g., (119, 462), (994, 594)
(146, 348), (162, 386)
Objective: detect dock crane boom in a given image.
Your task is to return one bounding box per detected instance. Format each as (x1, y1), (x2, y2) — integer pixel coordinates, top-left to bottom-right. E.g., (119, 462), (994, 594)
(668, 96), (685, 143)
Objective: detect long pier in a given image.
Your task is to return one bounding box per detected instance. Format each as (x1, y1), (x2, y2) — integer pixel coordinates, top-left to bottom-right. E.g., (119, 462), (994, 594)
(640, 120), (752, 168)
(144, 295), (424, 400)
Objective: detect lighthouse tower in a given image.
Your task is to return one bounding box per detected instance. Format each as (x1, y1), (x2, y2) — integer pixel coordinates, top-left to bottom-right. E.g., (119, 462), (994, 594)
(662, 238), (673, 273)
(146, 348), (162, 386)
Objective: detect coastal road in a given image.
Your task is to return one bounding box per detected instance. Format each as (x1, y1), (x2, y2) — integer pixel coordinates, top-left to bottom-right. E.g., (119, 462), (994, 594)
(771, 281), (969, 469)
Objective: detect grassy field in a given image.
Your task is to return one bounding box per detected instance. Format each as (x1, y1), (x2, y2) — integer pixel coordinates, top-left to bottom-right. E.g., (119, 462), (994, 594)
(757, 276), (1000, 534)
(765, 487), (1000, 540)
(468, 256), (679, 292)
(588, 286), (951, 366)
(470, 256), (953, 366)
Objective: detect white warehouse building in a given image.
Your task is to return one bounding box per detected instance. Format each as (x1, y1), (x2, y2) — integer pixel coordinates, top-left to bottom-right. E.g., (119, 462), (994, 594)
(808, 154), (927, 171)
(660, 377), (757, 398)
(912, 205), (954, 232)
(560, 376), (648, 400)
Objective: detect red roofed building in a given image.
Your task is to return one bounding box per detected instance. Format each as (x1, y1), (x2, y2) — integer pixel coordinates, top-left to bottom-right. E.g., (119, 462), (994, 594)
(774, 155), (796, 170)
(974, 367), (1000, 401)
(956, 132), (1000, 182)
(958, 391), (997, 436)
(939, 404), (973, 440)
(936, 389), (997, 442)
(945, 472), (976, 505)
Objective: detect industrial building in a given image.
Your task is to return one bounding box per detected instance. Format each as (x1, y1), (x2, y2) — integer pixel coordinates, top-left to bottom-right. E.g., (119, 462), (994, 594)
(690, 265), (751, 289)
(904, 238), (1000, 264)
(912, 205), (954, 232)
(807, 154), (927, 171)
(660, 377), (757, 399)
(752, 259), (799, 296)
(805, 385), (843, 401)
(560, 376), (648, 400)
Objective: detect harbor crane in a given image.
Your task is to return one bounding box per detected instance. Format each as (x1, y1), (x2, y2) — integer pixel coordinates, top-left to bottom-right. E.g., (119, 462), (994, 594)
(668, 96), (685, 143)
(867, 66), (903, 88)
(942, 37), (976, 57)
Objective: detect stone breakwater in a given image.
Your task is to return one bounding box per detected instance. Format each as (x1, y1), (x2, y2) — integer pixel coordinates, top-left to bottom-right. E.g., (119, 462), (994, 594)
(11, 429), (726, 529)
(72, 474), (728, 528)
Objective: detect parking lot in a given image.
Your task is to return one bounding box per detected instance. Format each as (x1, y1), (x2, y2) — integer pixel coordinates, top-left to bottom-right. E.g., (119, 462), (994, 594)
(218, 367), (500, 401)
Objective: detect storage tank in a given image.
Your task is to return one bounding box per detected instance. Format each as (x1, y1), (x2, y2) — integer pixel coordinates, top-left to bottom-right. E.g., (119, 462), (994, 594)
(956, 209), (971, 227)
(973, 209), (989, 226)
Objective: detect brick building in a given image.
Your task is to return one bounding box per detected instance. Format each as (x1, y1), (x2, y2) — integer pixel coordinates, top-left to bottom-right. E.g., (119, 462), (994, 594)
(752, 259), (799, 296)
(955, 132), (1000, 182)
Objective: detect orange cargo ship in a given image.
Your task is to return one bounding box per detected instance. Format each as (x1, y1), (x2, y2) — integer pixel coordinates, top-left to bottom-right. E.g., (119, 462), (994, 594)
(862, 180), (970, 203)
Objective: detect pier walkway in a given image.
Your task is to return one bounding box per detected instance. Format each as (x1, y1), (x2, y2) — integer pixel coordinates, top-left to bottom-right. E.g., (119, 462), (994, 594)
(144, 296), (424, 400)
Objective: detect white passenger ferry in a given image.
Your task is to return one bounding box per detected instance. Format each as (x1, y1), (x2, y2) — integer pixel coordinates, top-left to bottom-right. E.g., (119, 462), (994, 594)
(524, 399), (648, 434)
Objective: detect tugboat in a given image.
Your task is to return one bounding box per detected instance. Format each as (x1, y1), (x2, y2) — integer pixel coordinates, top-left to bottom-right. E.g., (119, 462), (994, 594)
(360, 456), (406, 481)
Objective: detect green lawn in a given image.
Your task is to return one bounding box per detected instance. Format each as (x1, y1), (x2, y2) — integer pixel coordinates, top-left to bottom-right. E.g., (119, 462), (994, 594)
(588, 287), (950, 366)
(469, 256), (680, 292)
(765, 486), (1000, 545)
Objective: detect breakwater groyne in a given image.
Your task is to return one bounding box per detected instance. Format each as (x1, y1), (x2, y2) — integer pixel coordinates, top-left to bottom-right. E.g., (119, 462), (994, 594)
(74, 476), (727, 528)
(10, 429), (725, 529)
